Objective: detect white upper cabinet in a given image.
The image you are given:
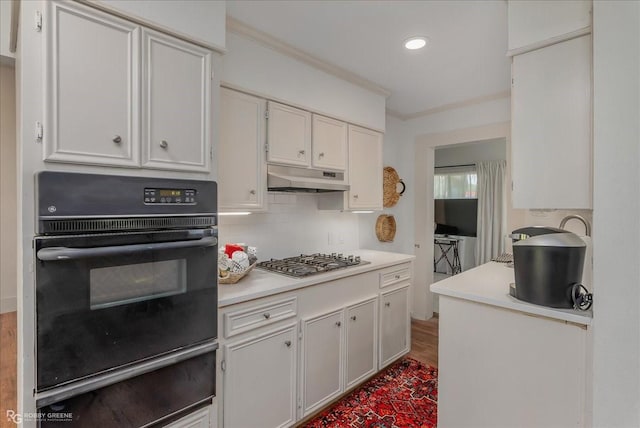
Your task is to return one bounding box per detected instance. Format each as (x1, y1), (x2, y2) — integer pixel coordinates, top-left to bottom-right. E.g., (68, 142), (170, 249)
(511, 35), (592, 209)
(311, 114), (347, 171)
(0, 0), (15, 59)
(141, 29), (212, 172)
(347, 125), (383, 210)
(508, 0), (592, 52)
(219, 88), (267, 212)
(266, 101), (312, 167)
(44, 1), (140, 167)
(44, 1), (213, 173)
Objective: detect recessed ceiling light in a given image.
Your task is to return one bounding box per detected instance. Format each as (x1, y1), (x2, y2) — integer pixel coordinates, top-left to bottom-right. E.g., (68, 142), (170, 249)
(404, 36), (428, 50)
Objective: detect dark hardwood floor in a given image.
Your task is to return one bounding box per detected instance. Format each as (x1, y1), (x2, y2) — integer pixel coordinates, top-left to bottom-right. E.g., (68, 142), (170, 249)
(408, 316), (439, 368)
(0, 312), (438, 428)
(0, 311), (17, 428)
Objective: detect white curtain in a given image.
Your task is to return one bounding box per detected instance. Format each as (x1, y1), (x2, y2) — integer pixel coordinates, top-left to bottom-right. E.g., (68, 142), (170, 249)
(476, 160), (506, 264)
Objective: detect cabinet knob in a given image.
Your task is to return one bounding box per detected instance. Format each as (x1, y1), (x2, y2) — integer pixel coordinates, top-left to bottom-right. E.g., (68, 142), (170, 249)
(395, 274), (401, 279)
(285, 340), (291, 348)
(385, 302), (391, 307)
(319, 152), (325, 158)
(353, 194), (359, 199)
(298, 150), (305, 156)
(249, 189), (256, 195)
(112, 135), (122, 144)
(335, 321), (341, 327)
(263, 313), (271, 319)
(351, 315), (357, 321)
(160, 140), (169, 149)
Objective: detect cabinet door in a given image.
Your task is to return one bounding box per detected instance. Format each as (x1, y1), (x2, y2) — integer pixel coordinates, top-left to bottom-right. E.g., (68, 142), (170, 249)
(511, 35), (592, 209)
(44, 1), (139, 167)
(142, 29), (212, 172)
(380, 286), (410, 368)
(345, 298), (377, 389)
(267, 102), (311, 167)
(224, 326), (296, 428)
(347, 125), (383, 210)
(219, 88), (267, 211)
(300, 310), (343, 417)
(163, 406), (210, 428)
(312, 114), (347, 171)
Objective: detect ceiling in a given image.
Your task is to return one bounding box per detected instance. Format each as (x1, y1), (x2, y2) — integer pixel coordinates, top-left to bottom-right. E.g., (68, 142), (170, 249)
(226, 0), (511, 118)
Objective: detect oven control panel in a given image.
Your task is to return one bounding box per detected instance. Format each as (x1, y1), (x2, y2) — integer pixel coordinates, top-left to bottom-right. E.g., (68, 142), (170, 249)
(144, 188), (196, 204)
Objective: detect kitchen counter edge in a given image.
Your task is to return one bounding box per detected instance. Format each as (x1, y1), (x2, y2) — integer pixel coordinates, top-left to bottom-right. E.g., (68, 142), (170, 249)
(218, 250), (415, 307)
(430, 261), (592, 326)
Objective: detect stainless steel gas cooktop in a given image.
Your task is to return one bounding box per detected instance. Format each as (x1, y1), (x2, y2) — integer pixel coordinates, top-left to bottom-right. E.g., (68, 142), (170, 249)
(256, 253), (369, 277)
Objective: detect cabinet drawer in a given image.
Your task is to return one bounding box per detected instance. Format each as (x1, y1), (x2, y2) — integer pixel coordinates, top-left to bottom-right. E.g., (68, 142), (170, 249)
(224, 297), (297, 338)
(379, 263), (411, 288)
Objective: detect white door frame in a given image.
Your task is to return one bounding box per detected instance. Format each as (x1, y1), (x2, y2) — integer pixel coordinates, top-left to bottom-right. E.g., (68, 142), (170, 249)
(412, 122), (511, 320)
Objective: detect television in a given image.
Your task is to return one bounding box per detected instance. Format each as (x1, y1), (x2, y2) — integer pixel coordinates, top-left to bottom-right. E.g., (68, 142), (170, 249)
(434, 199), (478, 237)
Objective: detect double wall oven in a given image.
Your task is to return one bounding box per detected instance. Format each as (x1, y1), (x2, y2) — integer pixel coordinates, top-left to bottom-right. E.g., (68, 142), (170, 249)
(34, 172), (218, 427)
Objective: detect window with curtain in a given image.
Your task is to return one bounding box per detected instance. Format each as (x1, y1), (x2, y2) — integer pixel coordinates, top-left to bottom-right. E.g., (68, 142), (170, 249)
(434, 165), (477, 199)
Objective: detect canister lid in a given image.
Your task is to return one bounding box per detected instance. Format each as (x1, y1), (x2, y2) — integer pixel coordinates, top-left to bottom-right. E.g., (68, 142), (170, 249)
(513, 232), (586, 248)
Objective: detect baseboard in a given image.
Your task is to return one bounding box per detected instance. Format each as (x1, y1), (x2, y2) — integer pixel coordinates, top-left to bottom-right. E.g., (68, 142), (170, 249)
(0, 296), (17, 313)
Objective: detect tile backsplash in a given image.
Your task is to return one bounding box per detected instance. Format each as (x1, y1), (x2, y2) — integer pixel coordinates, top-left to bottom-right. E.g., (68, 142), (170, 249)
(218, 193), (360, 260)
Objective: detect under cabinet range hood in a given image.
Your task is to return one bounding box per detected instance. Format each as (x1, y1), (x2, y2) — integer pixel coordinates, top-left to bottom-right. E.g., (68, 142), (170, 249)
(267, 165), (349, 192)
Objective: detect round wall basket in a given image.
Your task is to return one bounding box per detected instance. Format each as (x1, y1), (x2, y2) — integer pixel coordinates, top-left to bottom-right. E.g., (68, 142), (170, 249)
(383, 166), (406, 208)
(375, 214), (397, 242)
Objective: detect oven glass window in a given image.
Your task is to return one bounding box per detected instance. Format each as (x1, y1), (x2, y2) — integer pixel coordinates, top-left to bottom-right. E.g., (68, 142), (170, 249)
(90, 259), (187, 310)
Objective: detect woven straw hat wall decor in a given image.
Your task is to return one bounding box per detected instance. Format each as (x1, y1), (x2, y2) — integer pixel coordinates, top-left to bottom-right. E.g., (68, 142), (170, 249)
(375, 214), (396, 242)
(376, 166), (405, 242)
(383, 166), (406, 208)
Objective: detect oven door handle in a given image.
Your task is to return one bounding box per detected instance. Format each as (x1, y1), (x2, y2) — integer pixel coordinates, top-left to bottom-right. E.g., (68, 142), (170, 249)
(36, 236), (218, 261)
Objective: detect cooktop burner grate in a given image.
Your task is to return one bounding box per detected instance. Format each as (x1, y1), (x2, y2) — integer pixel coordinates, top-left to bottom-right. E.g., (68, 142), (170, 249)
(256, 253), (369, 277)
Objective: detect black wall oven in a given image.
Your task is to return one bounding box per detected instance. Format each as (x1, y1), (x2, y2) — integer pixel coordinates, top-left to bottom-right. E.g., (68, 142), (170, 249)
(33, 172), (218, 427)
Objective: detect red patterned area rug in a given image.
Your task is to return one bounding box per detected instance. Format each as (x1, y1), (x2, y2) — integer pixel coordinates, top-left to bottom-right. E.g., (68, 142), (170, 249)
(304, 357), (438, 428)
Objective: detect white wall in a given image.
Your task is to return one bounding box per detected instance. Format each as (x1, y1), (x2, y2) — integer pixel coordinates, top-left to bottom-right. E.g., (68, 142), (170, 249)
(591, 1), (640, 426)
(435, 138), (506, 167)
(0, 63), (16, 313)
(219, 193), (359, 259)
(221, 32), (386, 132)
(93, 0), (226, 50)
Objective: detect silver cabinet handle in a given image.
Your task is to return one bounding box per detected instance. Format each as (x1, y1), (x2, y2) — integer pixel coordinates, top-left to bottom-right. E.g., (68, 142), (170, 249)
(249, 190), (256, 195)
(353, 194), (359, 199)
(160, 140), (169, 149)
(351, 316), (357, 321)
(285, 340), (291, 348)
(298, 150), (305, 156)
(263, 313), (271, 319)
(335, 321), (341, 327)
(319, 152), (325, 158)
(385, 302), (391, 307)
(395, 274), (401, 279)
(112, 135), (122, 144)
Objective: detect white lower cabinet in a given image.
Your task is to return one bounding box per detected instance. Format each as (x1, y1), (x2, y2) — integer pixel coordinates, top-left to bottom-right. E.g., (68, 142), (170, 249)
(164, 406), (212, 428)
(218, 261), (412, 428)
(300, 310), (344, 417)
(223, 325), (297, 428)
(379, 286), (410, 368)
(345, 298), (377, 388)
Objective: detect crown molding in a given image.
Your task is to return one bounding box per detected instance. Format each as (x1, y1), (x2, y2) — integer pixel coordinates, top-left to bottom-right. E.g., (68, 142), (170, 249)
(226, 16), (391, 98)
(387, 90), (511, 121)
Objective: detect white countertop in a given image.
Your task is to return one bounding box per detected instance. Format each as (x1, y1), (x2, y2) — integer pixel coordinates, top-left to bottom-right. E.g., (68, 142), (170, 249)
(430, 261), (592, 325)
(219, 250), (415, 307)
